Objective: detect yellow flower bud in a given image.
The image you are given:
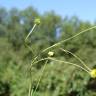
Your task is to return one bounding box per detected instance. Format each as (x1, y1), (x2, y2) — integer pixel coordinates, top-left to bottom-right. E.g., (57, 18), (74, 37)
(34, 18), (40, 25)
(90, 69), (96, 78)
(48, 51), (54, 57)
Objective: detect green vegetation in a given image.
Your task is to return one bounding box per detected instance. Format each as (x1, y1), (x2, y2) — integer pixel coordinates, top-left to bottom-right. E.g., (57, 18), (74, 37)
(0, 6), (96, 96)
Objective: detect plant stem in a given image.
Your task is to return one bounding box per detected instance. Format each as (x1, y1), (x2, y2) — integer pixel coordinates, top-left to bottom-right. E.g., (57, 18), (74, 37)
(25, 24), (37, 41)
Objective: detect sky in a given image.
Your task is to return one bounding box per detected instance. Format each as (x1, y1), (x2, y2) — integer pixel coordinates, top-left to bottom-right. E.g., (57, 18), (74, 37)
(0, 0), (96, 22)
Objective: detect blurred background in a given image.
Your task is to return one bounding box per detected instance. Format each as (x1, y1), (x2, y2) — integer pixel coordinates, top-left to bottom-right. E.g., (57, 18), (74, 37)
(0, 0), (96, 96)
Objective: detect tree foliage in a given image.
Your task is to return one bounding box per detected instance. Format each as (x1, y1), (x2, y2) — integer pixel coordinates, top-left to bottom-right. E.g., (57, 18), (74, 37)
(0, 7), (96, 96)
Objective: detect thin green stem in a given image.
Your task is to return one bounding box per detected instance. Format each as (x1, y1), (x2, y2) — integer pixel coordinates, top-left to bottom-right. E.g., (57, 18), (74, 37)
(60, 48), (91, 71)
(25, 24), (37, 41)
(28, 82), (33, 96)
(32, 60), (48, 96)
(48, 57), (90, 74)
(42, 25), (96, 52)
(32, 58), (48, 66)
(32, 57), (90, 74)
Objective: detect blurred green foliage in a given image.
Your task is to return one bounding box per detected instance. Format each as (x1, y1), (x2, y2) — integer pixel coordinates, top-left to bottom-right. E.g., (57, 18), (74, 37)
(0, 6), (96, 96)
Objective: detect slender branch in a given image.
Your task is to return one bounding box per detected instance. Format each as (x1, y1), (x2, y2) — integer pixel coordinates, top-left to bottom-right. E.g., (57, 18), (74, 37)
(25, 24), (37, 41)
(42, 25), (96, 52)
(48, 57), (90, 74)
(60, 48), (91, 71)
(32, 60), (48, 96)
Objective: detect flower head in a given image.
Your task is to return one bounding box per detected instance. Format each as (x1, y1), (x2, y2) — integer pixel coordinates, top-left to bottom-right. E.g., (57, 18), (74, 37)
(48, 51), (54, 57)
(34, 18), (40, 25)
(90, 69), (96, 78)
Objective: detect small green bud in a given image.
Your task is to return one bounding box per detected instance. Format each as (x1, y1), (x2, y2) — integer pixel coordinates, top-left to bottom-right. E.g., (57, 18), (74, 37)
(90, 69), (96, 78)
(48, 51), (54, 57)
(34, 18), (40, 25)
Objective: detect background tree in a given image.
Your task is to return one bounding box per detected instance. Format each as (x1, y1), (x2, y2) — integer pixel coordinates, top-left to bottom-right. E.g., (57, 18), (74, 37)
(0, 6), (96, 96)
